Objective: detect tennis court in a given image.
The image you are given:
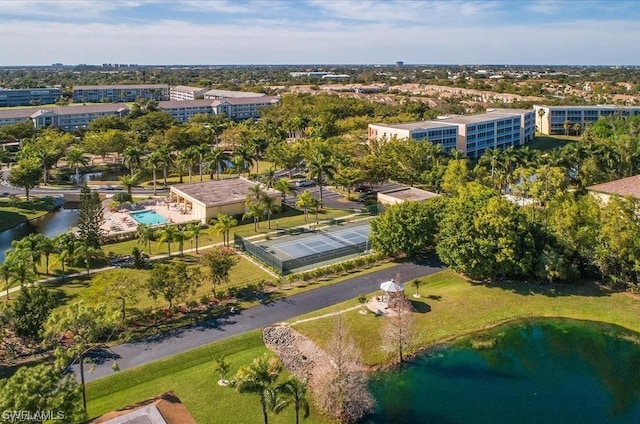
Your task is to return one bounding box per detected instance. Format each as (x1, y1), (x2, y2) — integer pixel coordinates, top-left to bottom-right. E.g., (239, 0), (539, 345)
(272, 226), (370, 259)
(235, 221), (372, 274)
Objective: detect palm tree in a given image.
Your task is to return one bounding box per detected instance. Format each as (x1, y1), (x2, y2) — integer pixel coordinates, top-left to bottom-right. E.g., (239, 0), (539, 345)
(261, 195), (280, 230)
(6, 248), (35, 288)
(137, 224), (155, 254)
(274, 377), (310, 424)
(173, 227), (188, 257)
(244, 203), (265, 231)
(36, 235), (55, 275)
(232, 154), (246, 177)
(119, 173), (139, 197)
(563, 120), (572, 136)
(211, 214), (237, 246)
(207, 147), (228, 180)
(235, 144), (255, 176)
(480, 148), (503, 191)
(66, 147), (88, 186)
(261, 167), (277, 189)
(186, 223), (202, 254)
(234, 354), (283, 424)
(157, 145), (173, 187)
(537, 108), (546, 132)
(274, 179), (294, 204)
(157, 224), (177, 258)
(123, 146), (143, 176)
(74, 243), (103, 276)
(307, 151), (336, 205)
(197, 143), (210, 182)
(295, 190), (314, 222)
(182, 145), (200, 183)
(247, 184), (266, 204)
(145, 150), (164, 195)
(53, 233), (76, 283)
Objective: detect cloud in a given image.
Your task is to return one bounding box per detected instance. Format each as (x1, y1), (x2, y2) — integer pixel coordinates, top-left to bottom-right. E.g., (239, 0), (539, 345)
(0, 0), (153, 19)
(0, 17), (638, 65)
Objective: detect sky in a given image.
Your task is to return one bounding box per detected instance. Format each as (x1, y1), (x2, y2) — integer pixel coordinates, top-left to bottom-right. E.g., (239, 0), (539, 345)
(0, 0), (639, 66)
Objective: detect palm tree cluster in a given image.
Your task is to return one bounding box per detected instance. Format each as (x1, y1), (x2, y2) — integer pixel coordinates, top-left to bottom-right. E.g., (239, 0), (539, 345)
(243, 184), (281, 231)
(137, 222), (205, 257)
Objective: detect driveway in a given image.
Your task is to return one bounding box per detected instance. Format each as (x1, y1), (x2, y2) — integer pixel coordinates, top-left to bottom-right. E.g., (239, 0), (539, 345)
(79, 257), (445, 382)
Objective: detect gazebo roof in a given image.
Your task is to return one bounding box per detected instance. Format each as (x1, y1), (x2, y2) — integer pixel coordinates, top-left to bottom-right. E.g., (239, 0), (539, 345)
(380, 279), (404, 292)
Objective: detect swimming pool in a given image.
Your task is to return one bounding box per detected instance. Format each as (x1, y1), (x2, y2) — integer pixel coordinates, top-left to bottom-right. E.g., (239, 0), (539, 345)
(129, 210), (167, 225)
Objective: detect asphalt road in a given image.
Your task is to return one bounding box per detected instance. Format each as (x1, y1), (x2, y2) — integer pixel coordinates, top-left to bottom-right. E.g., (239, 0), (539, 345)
(79, 257), (444, 382)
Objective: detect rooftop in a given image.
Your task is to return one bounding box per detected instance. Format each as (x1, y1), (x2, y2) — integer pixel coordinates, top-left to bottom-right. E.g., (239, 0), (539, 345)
(371, 121), (457, 131)
(158, 100), (216, 109)
(0, 103), (129, 119)
(74, 84), (169, 90)
(170, 177), (279, 207)
(210, 96), (280, 106)
(170, 85), (207, 93)
(439, 111), (524, 125)
(535, 104), (640, 110)
(91, 392), (195, 424)
(204, 89), (265, 98)
(380, 187), (440, 202)
(587, 174), (640, 200)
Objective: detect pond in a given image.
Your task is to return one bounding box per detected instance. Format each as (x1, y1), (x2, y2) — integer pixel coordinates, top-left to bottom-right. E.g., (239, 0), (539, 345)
(0, 206), (79, 262)
(367, 319), (640, 424)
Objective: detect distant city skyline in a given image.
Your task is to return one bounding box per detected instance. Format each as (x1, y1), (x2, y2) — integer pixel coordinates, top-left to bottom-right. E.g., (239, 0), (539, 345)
(1, 0), (639, 66)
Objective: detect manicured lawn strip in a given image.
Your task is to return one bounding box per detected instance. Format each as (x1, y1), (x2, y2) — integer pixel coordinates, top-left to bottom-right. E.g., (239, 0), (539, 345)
(292, 270), (640, 367)
(529, 133), (577, 151)
(86, 330), (331, 424)
(0, 197), (57, 232)
(138, 161), (275, 187)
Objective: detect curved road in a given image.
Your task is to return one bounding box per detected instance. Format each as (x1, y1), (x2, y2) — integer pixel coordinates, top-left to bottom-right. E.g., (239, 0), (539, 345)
(79, 257), (444, 382)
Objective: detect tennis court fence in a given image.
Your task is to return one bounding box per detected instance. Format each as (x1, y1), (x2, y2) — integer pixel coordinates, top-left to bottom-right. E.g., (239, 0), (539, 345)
(234, 230), (370, 275)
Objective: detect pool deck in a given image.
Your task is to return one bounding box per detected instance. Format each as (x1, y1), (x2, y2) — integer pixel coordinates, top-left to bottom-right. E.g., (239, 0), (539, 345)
(102, 199), (197, 234)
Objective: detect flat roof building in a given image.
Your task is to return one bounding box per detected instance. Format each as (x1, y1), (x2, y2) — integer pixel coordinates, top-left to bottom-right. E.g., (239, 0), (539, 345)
(369, 108), (535, 158)
(203, 89), (265, 99)
(0, 87), (62, 107)
(170, 85), (209, 101)
(534, 105), (640, 135)
(73, 84), (169, 103)
(378, 187), (440, 206)
(168, 177), (282, 223)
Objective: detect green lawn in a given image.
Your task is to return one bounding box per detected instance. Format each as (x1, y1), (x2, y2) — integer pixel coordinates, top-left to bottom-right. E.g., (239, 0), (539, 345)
(528, 133), (578, 151)
(84, 269), (640, 423)
(292, 270), (640, 366)
(0, 197), (57, 232)
(86, 330), (332, 424)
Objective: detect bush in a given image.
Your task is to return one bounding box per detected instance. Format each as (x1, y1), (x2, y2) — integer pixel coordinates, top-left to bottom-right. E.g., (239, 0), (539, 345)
(200, 294), (210, 306)
(112, 192), (132, 203)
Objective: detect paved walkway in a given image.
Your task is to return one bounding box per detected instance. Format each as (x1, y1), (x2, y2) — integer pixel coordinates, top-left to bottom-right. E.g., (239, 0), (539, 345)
(78, 257), (445, 382)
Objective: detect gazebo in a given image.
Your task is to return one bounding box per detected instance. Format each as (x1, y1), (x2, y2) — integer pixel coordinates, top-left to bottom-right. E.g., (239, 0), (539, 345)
(379, 279), (405, 303)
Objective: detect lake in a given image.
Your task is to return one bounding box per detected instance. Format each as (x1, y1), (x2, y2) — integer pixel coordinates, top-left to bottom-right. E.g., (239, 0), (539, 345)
(367, 319), (640, 424)
(0, 206), (79, 262)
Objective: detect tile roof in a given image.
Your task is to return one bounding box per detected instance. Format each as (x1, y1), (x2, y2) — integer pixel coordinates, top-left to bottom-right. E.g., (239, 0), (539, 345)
(587, 175), (640, 199)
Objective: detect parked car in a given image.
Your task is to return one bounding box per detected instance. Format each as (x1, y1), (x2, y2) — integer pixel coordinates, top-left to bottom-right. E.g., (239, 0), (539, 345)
(295, 179), (316, 187)
(354, 184), (372, 192)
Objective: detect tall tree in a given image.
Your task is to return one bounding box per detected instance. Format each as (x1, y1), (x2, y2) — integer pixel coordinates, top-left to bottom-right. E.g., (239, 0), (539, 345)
(43, 302), (120, 413)
(0, 364), (86, 423)
(306, 150), (336, 205)
(145, 150), (164, 195)
(136, 223), (155, 254)
(295, 190), (314, 222)
(147, 262), (201, 309)
(11, 285), (55, 342)
(78, 185), (104, 249)
(9, 158), (42, 200)
(234, 354), (283, 424)
(157, 224), (177, 257)
(380, 296), (415, 366)
(66, 147), (88, 186)
(261, 195), (281, 230)
(186, 222), (202, 254)
(244, 202), (265, 231)
(274, 377), (310, 424)
(199, 247), (237, 296)
(274, 179), (294, 203)
(211, 213), (237, 247)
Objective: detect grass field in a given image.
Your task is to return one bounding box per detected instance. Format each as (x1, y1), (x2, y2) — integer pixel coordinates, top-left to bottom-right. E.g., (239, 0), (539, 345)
(84, 269), (640, 423)
(529, 133), (578, 151)
(0, 196), (57, 232)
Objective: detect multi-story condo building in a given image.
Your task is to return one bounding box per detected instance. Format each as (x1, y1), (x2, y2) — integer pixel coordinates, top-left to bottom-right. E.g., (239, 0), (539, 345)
(368, 109), (535, 158)
(0, 104), (129, 131)
(534, 105), (640, 135)
(73, 84), (169, 103)
(169, 85), (209, 101)
(368, 121), (460, 152)
(203, 89), (265, 99)
(0, 88), (62, 107)
(158, 96), (280, 123)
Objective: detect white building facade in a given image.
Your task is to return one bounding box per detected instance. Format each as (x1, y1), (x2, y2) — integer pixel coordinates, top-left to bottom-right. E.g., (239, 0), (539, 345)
(534, 105), (640, 135)
(169, 86), (209, 101)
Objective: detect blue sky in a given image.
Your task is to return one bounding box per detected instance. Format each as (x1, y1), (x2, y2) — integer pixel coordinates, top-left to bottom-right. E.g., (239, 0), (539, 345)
(0, 0), (638, 65)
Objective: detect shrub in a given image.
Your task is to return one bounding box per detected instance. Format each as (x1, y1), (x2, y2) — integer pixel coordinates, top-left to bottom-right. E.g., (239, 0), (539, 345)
(112, 192), (133, 203)
(200, 294), (210, 306)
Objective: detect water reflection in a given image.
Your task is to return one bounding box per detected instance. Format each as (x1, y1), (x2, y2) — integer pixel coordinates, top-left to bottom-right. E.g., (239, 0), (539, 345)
(0, 206), (79, 261)
(368, 319), (640, 424)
